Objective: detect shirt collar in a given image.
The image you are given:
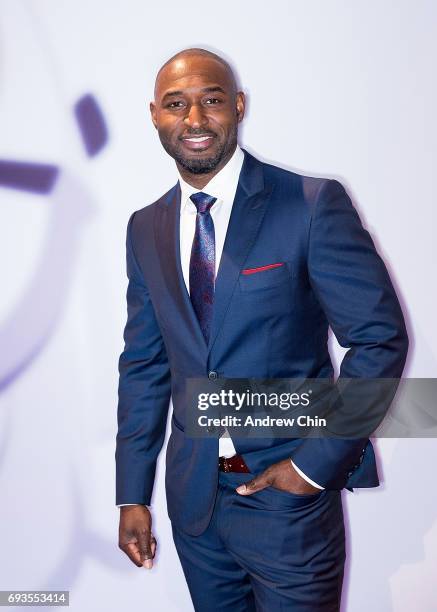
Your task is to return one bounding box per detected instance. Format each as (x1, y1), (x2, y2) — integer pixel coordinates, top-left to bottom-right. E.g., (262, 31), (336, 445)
(177, 144), (245, 213)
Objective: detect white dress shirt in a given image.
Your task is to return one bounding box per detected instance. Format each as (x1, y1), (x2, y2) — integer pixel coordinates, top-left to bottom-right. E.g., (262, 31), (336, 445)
(177, 144), (323, 490)
(177, 144), (244, 460)
(118, 145), (322, 507)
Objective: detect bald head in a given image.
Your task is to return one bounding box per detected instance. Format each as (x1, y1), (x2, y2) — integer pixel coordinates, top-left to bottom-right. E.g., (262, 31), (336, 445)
(154, 48), (238, 99)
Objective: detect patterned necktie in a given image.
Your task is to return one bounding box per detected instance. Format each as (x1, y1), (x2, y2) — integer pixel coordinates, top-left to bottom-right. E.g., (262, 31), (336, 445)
(189, 191), (217, 344)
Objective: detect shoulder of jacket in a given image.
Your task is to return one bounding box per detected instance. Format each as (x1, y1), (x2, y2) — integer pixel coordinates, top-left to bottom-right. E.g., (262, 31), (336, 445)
(258, 156), (333, 205)
(130, 183), (178, 222)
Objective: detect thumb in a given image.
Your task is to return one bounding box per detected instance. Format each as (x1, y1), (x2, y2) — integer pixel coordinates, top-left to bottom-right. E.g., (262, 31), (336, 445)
(137, 529), (153, 569)
(236, 475), (268, 496)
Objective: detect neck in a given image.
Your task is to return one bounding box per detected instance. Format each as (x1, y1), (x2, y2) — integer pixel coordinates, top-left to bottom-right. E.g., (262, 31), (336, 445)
(176, 144), (237, 190)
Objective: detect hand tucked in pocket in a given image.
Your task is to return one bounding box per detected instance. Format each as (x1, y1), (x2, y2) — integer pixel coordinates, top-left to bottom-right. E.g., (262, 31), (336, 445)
(236, 459), (321, 496)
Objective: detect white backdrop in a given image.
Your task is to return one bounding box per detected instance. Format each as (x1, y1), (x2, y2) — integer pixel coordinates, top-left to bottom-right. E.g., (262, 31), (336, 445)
(1, 1), (436, 610)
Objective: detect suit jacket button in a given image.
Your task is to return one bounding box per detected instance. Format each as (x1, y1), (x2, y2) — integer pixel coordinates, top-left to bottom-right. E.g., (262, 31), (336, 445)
(208, 371), (218, 380)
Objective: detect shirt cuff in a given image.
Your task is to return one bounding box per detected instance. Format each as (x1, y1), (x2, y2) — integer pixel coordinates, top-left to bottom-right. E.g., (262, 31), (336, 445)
(290, 459), (325, 490)
(117, 504), (150, 508)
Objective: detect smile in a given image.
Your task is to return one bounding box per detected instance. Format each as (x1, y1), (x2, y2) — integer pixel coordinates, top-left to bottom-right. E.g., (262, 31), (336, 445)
(183, 136), (213, 142)
(181, 134), (215, 151)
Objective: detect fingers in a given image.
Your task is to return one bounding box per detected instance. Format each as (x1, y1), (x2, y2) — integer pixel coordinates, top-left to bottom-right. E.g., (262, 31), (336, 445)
(236, 474), (269, 495)
(120, 537), (143, 567)
(137, 529), (153, 569)
(150, 534), (157, 558)
(120, 532), (157, 569)
(125, 541), (143, 567)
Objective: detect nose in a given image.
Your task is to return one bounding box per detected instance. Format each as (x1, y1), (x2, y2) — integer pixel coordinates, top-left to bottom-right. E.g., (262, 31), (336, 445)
(184, 103), (208, 129)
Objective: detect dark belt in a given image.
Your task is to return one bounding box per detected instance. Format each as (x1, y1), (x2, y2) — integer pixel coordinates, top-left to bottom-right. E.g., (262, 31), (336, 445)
(219, 454), (250, 473)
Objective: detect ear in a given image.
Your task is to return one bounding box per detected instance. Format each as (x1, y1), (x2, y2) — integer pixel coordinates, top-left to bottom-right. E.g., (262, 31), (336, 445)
(150, 101), (158, 129)
(236, 91), (246, 123)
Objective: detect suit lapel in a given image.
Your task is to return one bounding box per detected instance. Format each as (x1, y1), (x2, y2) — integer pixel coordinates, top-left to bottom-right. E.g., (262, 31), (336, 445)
(154, 182), (209, 358)
(207, 151), (274, 356)
(154, 149), (274, 360)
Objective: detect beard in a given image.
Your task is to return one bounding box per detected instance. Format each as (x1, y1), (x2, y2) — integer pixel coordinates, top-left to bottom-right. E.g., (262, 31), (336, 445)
(160, 129), (237, 175)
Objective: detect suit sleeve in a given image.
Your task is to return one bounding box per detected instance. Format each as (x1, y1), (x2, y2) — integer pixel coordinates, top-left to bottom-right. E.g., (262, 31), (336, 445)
(115, 212), (172, 505)
(290, 179), (409, 489)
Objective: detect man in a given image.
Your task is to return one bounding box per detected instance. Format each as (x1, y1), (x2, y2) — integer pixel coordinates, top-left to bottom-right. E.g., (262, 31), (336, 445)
(116, 47), (408, 611)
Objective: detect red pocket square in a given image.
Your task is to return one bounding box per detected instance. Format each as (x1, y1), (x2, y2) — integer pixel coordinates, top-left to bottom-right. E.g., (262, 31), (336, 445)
(242, 262), (284, 275)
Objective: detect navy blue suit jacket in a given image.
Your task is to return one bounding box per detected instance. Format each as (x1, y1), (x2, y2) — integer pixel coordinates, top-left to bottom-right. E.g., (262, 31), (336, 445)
(116, 149), (408, 535)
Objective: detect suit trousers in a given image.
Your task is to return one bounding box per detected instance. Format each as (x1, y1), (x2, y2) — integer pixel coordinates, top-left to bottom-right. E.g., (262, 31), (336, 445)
(171, 470), (345, 611)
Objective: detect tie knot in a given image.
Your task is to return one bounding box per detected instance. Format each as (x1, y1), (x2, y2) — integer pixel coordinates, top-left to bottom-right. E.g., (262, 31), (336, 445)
(190, 191), (217, 214)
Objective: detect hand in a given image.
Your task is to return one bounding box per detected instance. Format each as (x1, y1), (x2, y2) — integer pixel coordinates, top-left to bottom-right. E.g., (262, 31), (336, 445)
(236, 459), (321, 496)
(119, 505), (157, 569)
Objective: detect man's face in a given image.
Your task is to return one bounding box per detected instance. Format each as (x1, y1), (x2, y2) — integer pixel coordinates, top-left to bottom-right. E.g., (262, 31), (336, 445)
(150, 55), (245, 174)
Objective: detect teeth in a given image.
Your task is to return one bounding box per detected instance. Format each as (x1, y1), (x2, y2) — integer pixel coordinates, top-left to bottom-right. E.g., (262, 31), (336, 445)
(185, 136), (211, 142)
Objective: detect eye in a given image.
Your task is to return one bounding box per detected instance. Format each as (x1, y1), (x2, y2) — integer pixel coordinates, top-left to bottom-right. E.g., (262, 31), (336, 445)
(166, 100), (185, 109)
(205, 98), (222, 105)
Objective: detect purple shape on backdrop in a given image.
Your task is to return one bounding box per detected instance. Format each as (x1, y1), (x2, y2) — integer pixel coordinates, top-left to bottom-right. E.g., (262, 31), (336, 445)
(74, 94), (108, 156)
(0, 160), (59, 194)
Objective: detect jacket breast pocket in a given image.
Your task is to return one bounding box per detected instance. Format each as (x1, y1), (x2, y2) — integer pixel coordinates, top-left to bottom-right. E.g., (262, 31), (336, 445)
(238, 261), (292, 292)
